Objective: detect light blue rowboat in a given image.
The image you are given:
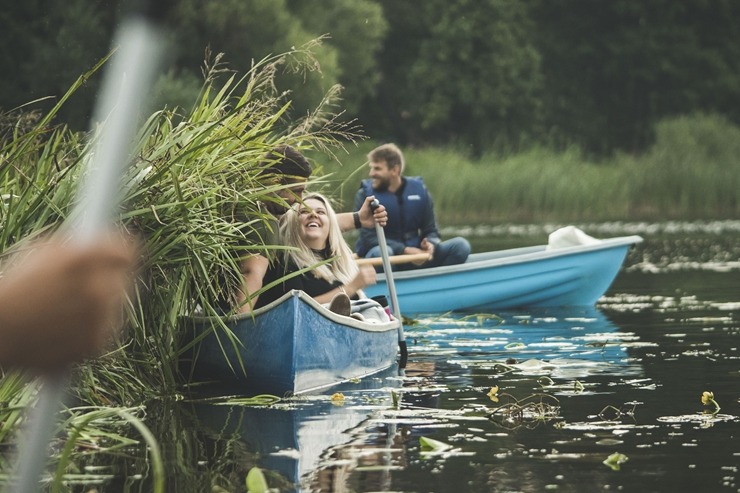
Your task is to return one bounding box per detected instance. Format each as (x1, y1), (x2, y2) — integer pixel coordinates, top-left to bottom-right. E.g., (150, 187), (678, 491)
(186, 290), (400, 396)
(363, 235), (643, 313)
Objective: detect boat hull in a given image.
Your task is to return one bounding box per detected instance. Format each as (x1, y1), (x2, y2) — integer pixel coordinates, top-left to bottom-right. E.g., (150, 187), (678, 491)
(187, 291), (399, 395)
(363, 235), (643, 313)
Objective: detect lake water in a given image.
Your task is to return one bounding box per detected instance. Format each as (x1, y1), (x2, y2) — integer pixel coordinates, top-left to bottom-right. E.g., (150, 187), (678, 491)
(108, 222), (740, 492)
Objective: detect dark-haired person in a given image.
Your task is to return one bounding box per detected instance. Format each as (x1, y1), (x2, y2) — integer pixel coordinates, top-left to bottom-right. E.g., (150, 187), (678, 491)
(354, 143), (470, 270)
(0, 233), (135, 373)
(235, 145), (386, 313)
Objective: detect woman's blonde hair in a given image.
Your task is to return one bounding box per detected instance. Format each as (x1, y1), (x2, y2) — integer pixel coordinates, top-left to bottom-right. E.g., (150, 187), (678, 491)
(279, 192), (358, 284)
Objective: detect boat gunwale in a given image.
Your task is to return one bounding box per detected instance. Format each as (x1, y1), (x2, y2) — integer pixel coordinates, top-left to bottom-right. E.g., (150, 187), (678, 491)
(190, 289), (400, 334)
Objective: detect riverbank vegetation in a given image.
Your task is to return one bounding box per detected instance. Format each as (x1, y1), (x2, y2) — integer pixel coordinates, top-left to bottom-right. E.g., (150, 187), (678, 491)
(0, 47), (352, 487)
(319, 113), (740, 225)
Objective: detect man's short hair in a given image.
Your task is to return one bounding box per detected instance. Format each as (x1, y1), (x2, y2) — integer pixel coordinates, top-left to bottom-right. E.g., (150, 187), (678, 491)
(260, 145), (312, 183)
(368, 143), (404, 174)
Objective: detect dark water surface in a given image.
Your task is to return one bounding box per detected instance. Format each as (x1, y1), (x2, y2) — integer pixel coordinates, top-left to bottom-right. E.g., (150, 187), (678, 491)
(133, 222), (740, 492)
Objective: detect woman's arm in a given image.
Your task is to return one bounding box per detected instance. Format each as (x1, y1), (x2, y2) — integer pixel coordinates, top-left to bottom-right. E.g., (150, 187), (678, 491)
(237, 254), (269, 313)
(337, 196), (387, 232)
(311, 265), (377, 304)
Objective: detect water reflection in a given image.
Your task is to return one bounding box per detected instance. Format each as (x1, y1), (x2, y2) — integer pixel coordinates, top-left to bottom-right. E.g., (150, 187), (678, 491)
(188, 368), (403, 492)
(303, 307), (651, 492)
(124, 285), (737, 493)
(177, 308), (643, 493)
(27, 224), (738, 492)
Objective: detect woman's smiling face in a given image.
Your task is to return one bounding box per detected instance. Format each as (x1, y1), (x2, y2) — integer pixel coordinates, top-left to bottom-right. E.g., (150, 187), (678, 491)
(298, 197), (330, 250)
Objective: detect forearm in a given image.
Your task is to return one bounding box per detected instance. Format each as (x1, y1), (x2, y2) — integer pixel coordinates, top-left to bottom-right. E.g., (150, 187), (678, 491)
(336, 212), (355, 233)
(238, 254), (268, 313)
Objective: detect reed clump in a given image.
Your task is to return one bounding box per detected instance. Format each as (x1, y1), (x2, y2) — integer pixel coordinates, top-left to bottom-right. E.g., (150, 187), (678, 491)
(0, 44), (355, 486)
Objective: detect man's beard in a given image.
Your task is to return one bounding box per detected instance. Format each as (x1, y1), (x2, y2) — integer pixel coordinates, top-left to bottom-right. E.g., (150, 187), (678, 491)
(265, 201), (289, 216)
(373, 177), (390, 192)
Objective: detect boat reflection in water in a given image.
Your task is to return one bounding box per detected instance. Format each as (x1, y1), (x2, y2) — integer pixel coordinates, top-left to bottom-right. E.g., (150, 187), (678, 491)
(191, 307), (642, 492)
(190, 366), (403, 492)
(405, 305), (643, 381)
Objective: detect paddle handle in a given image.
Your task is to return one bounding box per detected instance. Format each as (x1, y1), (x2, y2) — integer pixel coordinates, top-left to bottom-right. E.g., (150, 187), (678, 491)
(356, 252), (431, 267)
(71, 19), (163, 244)
(12, 16), (163, 493)
(370, 199), (407, 368)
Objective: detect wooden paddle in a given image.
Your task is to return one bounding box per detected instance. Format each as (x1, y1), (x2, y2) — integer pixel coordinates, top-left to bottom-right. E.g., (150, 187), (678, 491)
(12, 13), (164, 493)
(370, 199), (408, 368)
(355, 252), (431, 267)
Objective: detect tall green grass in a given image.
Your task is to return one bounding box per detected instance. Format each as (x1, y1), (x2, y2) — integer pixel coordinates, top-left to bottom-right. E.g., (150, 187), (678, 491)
(322, 114), (740, 224)
(0, 45), (356, 487)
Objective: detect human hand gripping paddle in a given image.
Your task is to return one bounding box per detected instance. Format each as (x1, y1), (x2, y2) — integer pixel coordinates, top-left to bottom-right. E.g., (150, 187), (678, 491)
(370, 199), (408, 368)
(11, 9), (164, 493)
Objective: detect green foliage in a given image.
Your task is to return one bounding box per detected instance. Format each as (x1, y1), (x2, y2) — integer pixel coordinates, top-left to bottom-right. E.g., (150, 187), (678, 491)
(628, 113), (740, 218)
(407, 0), (543, 155)
(323, 114), (739, 224)
(170, 0), (342, 119)
(419, 436), (452, 453)
(530, 0), (740, 154)
(0, 45), (357, 406)
(603, 451), (629, 471)
(246, 467), (269, 493)
(0, 43), (356, 488)
(289, 0), (387, 115)
(4, 1), (740, 155)
(0, 0), (114, 128)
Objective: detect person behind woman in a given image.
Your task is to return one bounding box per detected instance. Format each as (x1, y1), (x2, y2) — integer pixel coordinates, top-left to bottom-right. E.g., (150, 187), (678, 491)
(250, 192), (376, 312)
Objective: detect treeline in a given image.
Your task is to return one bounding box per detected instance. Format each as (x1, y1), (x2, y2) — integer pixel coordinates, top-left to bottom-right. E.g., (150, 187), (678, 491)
(2, 0), (740, 157)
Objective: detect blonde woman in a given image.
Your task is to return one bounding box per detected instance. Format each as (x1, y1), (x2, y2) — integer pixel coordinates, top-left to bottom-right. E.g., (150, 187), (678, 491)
(250, 193), (377, 312)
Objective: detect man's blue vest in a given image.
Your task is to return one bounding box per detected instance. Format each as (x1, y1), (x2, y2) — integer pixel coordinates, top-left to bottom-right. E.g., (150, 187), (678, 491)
(359, 177), (430, 248)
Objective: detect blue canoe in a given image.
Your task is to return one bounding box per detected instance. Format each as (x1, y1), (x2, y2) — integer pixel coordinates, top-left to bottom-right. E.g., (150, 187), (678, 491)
(363, 235), (643, 313)
(187, 290), (400, 396)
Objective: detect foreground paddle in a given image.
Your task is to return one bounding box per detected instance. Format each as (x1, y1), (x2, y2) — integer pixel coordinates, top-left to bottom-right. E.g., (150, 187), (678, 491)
(11, 12), (163, 493)
(370, 199), (408, 368)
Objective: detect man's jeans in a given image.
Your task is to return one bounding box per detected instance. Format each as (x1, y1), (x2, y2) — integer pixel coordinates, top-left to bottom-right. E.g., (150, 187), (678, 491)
(365, 237), (471, 271)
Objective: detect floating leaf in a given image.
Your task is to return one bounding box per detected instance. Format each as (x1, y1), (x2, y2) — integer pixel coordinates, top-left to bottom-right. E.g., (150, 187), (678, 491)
(537, 376), (554, 387)
(603, 452), (629, 471)
(330, 392), (345, 406)
(487, 386), (499, 402)
(505, 342), (526, 350)
(419, 436), (452, 452)
(246, 467), (269, 493)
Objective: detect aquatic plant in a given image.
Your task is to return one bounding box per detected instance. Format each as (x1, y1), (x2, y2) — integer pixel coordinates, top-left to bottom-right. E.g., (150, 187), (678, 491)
(0, 40), (358, 487)
(246, 466), (271, 493)
(419, 436), (453, 456)
(603, 452), (629, 471)
(701, 390), (720, 414)
(486, 385), (499, 402)
(486, 389), (561, 429)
